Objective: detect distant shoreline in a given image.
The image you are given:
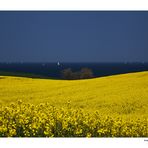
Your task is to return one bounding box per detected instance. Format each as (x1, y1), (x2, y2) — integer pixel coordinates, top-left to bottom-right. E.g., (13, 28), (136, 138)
(0, 62), (148, 64)
(0, 62), (148, 79)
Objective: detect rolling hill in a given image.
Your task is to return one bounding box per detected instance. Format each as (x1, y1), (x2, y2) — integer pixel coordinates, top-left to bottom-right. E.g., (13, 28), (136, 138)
(0, 71), (148, 137)
(0, 71), (148, 115)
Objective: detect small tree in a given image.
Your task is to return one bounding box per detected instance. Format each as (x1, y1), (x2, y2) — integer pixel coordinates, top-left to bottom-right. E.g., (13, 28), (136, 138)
(80, 68), (94, 79)
(61, 68), (73, 79)
(61, 67), (94, 80)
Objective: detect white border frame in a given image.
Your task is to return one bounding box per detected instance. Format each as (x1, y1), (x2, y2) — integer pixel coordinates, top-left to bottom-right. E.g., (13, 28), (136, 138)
(0, 0), (148, 10)
(0, 0), (148, 148)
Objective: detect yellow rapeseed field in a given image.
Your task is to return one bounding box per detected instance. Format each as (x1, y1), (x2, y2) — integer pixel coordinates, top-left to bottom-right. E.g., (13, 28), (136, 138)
(0, 71), (148, 137)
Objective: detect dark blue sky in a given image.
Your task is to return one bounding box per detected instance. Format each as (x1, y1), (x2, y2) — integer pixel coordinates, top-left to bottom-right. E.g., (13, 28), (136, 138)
(0, 11), (148, 63)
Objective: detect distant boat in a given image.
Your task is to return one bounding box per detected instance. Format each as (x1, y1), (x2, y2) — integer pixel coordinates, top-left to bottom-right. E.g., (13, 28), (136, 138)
(57, 62), (60, 66)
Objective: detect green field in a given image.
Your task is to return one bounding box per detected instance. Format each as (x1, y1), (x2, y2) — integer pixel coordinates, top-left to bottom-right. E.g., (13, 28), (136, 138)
(0, 71), (148, 137)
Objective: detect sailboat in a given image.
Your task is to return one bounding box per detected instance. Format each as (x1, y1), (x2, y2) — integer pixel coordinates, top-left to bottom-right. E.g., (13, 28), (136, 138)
(57, 62), (60, 66)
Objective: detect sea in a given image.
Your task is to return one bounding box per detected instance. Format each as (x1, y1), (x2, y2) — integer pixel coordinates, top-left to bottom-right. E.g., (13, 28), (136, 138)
(0, 62), (148, 79)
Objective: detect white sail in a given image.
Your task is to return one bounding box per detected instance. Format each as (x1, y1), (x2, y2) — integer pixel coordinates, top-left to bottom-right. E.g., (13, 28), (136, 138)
(57, 62), (60, 66)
